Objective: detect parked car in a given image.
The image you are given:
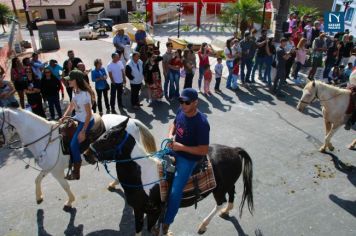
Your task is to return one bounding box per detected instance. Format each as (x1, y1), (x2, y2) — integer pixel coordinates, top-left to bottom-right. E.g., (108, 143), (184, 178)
(79, 29), (99, 40)
(96, 18), (113, 31)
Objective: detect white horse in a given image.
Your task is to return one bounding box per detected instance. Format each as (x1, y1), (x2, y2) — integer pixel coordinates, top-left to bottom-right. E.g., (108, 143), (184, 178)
(0, 108), (156, 209)
(297, 81), (355, 151)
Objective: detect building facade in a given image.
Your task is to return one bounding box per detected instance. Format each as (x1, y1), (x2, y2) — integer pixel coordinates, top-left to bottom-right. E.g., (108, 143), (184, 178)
(103, 0), (137, 22)
(332, 0), (356, 35)
(28, 0), (90, 25)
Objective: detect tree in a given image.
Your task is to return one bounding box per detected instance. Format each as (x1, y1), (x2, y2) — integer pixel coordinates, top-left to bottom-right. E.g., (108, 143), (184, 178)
(219, 0), (262, 35)
(0, 3), (12, 33)
(290, 5), (321, 22)
(274, 0), (291, 42)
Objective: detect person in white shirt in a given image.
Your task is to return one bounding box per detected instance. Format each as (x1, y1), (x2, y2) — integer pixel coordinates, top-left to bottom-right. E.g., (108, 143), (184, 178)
(60, 70), (96, 180)
(224, 39), (237, 89)
(107, 52), (126, 114)
(125, 52), (144, 109)
(214, 57), (223, 92)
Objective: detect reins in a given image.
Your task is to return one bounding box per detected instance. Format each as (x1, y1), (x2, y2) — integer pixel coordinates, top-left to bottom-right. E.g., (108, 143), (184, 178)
(300, 84), (344, 105)
(98, 136), (173, 188)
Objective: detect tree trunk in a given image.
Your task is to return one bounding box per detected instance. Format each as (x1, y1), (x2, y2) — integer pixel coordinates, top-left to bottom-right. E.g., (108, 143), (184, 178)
(2, 24), (6, 33)
(274, 0), (290, 42)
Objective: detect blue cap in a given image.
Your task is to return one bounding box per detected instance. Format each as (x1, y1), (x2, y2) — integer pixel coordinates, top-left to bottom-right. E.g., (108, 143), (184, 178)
(179, 88), (198, 102)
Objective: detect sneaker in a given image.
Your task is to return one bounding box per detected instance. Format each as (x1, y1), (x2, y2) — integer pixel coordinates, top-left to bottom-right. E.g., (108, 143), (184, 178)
(106, 109), (111, 114)
(344, 121), (352, 130)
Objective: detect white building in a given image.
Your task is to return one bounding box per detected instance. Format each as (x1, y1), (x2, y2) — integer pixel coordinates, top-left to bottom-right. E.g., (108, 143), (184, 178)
(28, 0), (90, 25)
(103, 0), (137, 22)
(332, 0), (356, 35)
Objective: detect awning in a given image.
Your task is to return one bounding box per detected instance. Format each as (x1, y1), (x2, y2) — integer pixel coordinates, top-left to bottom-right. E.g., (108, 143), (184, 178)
(86, 7), (104, 14)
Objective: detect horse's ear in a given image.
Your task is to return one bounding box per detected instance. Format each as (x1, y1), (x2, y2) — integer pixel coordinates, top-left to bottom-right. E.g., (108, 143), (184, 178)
(312, 81), (315, 87)
(112, 117), (130, 131)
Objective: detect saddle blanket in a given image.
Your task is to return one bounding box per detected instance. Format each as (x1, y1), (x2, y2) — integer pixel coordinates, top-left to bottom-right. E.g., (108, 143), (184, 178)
(153, 157), (217, 202)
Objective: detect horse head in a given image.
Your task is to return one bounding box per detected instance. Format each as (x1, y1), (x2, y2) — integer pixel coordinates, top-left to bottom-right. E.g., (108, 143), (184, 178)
(0, 108), (17, 148)
(297, 80), (318, 112)
(84, 117), (132, 164)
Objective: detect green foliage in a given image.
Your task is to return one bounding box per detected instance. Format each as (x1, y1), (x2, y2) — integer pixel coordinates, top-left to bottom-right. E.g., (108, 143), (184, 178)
(218, 0), (262, 33)
(129, 11), (148, 23)
(290, 5), (321, 21)
(0, 3), (12, 23)
(181, 25), (190, 32)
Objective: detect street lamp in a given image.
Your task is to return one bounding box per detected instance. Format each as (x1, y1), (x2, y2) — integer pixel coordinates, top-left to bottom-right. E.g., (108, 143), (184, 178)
(177, 3), (183, 38)
(343, 0), (354, 12)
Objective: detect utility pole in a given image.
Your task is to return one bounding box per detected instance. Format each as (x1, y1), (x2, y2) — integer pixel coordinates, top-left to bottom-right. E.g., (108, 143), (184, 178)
(177, 3), (183, 38)
(22, 0), (37, 52)
(261, 0), (267, 30)
(11, 0), (18, 18)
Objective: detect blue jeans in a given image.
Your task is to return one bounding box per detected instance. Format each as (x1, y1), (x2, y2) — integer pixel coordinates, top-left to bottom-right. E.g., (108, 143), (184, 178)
(169, 69), (180, 98)
(251, 56), (265, 81)
(226, 60), (234, 88)
(264, 56), (273, 85)
(164, 75), (170, 98)
(240, 58), (253, 83)
(323, 59), (335, 79)
(70, 119), (94, 163)
(164, 155), (197, 224)
(198, 67), (206, 90)
(294, 62), (302, 80)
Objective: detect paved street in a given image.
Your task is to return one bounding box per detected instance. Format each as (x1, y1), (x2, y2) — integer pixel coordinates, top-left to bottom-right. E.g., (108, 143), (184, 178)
(0, 27), (355, 236)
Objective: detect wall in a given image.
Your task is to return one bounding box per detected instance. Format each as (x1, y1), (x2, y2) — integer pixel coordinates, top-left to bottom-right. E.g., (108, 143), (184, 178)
(104, 0), (136, 17)
(29, 0), (89, 25)
(272, 0), (333, 13)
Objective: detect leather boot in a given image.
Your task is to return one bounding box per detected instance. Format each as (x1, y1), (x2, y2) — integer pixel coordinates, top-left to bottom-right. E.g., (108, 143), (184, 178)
(162, 224), (170, 235)
(66, 162), (81, 180)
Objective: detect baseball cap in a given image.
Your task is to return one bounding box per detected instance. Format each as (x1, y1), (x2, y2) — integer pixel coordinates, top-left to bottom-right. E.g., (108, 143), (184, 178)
(179, 88), (198, 102)
(64, 69), (85, 81)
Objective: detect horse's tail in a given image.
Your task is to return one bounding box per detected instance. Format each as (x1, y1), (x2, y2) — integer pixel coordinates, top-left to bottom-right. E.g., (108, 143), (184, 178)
(133, 120), (157, 153)
(237, 147), (254, 218)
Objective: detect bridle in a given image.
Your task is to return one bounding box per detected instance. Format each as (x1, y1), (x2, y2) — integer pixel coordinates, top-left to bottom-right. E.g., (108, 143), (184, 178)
(299, 84), (343, 105)
(0, 107), (61, 150)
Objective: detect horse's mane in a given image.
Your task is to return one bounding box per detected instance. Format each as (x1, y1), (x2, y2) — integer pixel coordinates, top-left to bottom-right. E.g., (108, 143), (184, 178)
(11, 108), (52, 124)
(306, 81), (350, 95)
(132, 119), (157, 153)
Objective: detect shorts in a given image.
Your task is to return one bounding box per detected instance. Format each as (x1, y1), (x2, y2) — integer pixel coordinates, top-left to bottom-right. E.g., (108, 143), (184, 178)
(312, 55), (323, 68)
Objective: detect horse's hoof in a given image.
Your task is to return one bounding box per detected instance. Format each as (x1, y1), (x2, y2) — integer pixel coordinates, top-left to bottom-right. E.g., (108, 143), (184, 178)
(107, 185), (116, 192)
(63, 205), (72, 212)
(328, 146), (335, 151)
(319, 147), (326, 153)
(219, 212), (230, 220)
(197, 225), (207, 235)
(36, 198), (43, 205)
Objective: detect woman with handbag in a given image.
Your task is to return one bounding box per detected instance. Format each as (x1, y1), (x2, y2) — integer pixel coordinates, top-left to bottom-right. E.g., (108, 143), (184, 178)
(144, 52), (163, 105)
(91, 59), (110, 116)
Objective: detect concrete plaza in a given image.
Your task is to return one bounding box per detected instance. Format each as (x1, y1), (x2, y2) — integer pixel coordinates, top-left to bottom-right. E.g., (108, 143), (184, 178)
(0, 26), (355, 236)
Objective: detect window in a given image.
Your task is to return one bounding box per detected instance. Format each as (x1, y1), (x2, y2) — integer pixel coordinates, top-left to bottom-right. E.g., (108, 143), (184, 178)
(335, 4), (341, 12)
(79, 6), (82, 16)
(58, 9), (66, 19)
(109, 1), (121, 9)
(46, 9), (54, 19)
(345, 7), (354, 22)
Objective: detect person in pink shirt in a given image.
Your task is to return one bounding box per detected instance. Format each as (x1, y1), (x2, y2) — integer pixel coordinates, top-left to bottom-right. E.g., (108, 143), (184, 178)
(293, 38), (308, 83)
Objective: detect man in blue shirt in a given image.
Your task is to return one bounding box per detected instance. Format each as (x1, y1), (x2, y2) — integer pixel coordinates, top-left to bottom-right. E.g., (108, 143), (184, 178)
(163, 88), (210, 234)
(113, 29), (131, 53)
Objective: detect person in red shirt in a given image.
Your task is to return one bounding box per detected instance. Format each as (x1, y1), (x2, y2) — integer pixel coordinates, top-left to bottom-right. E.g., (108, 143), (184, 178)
(231, 57), (240, 90)
(168, 49), (184, 99)
(198, 43), (212, 92)
(203, 64), (212, 95)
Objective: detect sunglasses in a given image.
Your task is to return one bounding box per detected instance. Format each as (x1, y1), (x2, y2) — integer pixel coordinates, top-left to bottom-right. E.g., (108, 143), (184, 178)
(179, 100), (192, 105)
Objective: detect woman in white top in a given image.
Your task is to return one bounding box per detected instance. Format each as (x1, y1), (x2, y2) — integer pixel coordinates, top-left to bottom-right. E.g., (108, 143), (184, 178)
(60, 70), (96, 180)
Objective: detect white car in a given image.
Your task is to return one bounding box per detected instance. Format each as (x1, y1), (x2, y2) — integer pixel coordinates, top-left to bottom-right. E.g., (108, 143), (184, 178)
(79, 29), (99, 40)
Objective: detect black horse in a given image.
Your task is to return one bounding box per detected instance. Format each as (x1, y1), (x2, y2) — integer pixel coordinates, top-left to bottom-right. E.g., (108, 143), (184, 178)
(84, 118), (253, 235)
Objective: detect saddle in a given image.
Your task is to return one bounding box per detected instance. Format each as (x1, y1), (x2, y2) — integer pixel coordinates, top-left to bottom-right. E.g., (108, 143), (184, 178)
(155, 156), (216, 206)
(59, 114), (106, 155)
(346, 85), (356, 114)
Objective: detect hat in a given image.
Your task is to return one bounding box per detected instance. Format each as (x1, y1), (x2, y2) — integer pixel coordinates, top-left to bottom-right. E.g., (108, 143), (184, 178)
(179, 88), (198, 102)
(64, 69), (85, 81)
